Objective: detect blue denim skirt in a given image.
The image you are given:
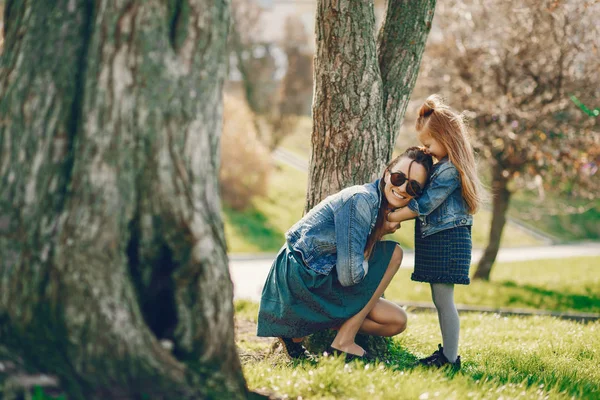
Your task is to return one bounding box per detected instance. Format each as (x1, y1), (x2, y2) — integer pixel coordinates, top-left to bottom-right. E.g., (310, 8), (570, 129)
(257, 241), (397, 338)
(412, 225), (472, 285)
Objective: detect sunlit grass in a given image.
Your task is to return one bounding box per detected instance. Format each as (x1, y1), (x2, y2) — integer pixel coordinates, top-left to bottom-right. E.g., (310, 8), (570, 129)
(237, 306), (600, 400)
(235, 299), (260, 322)
(223, 162), (307, 253)
(236, 257), (600, 399)
(509, 192), (600, 242)
(385, 256), (600, 314)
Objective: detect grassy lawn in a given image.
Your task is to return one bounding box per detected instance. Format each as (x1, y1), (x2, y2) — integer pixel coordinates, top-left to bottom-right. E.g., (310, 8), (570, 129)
(509, 192), (600, 243)
(235, 256), (600, 399)
(385, 256), (600, 314)
(235, 302), (600, 400)
(223, 163), (308, 253)
(223, 160), (543, 254)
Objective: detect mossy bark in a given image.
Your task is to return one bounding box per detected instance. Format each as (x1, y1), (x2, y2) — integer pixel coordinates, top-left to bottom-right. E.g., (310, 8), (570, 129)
(0, 1), (250, 399)
(305, 0), (436, 355)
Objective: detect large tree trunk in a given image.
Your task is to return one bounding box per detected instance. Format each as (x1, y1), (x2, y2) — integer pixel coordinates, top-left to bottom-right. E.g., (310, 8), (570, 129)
(473, 163), (512, 281)
(303, 0), (436, 356)
(0, 1), (250, 399)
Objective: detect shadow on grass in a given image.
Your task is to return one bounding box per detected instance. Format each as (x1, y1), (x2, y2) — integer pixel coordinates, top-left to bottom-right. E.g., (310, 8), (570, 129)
(500, 281), (600, 314)
(223, 206), (285, 253)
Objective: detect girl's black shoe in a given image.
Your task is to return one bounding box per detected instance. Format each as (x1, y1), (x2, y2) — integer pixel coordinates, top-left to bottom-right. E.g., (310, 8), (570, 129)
(418, 343), (445, 365)
(278, 337), (309, 360)
(418, 344), (461, 370)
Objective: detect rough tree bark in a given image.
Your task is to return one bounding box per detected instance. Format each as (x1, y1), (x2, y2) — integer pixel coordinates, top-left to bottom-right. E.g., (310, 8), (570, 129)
(473, 163), (511, 281)
(0, 1), (250, 399)
(302, 0), (436, 356)
(306, 0), (437, 211)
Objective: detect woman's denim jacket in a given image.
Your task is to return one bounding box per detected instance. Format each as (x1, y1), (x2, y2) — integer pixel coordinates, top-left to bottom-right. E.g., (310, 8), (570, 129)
(407, 158), (472, 238)
(286, 180), (382, 287)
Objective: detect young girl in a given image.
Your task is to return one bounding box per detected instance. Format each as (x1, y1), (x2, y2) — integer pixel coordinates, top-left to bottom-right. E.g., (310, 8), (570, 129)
(257, 148), (433, 361)
(388, 95), (483, 369)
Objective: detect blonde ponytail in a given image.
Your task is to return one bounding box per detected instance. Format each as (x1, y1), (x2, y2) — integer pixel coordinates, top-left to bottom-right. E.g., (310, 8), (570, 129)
(416, 95), (483, 214)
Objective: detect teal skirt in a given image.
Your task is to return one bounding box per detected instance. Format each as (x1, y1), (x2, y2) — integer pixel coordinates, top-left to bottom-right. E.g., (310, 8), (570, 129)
(257, 241), (397, 338)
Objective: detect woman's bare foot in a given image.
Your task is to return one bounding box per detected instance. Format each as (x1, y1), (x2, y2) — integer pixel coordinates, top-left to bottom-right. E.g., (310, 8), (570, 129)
(329, 341), (365, 357)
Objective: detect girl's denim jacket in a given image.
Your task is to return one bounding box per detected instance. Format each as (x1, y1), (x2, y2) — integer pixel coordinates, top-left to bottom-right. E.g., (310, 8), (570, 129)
(286, 180), (382, 287)
(408, 158), (472, 238)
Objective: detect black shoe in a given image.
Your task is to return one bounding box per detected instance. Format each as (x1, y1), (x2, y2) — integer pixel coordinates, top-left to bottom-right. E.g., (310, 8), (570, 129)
(278, 337), (309, 360)
(326, 346), (374, 363)
(418, 343), (444, 365)
(419, 344), (461, 370)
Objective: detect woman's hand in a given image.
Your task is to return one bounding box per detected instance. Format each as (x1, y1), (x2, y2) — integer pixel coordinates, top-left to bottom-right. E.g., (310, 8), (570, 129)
(382, 219), (400, 235)
(382, 209), (400, 235)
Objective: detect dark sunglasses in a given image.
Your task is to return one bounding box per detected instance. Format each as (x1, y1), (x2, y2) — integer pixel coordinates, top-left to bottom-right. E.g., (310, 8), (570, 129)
(388, 160), (423, 197)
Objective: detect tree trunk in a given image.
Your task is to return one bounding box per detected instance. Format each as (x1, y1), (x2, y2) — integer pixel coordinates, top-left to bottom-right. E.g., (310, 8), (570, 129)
(306, 0), (436, 211)
(0, 1), (249, 399)
(473, 164), (512, 281)
(303, 0), (436, 355)
(306, 0), (386, 212)
(378, 0), (437, 139)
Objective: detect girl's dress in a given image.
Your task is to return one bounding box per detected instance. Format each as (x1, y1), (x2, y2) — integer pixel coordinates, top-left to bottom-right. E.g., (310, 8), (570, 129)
(257, 240), (397, 338)
(412, 224), (471, 285)
(407, 158), (473, 285)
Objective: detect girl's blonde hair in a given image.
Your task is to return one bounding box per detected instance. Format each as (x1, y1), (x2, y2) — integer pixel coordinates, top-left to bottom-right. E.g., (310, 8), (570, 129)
(416, 94), (483, 214)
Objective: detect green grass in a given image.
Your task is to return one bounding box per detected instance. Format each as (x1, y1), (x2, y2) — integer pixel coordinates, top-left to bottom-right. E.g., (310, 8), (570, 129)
(385, 256), (600, 314)
(237, 309), (600, 399)
(223, 161), (544, 253)
(223, 162), (308, 253)
(236, 256), (600, 398)
(235, 299), (260, 322)
(509, 192), (600, 242)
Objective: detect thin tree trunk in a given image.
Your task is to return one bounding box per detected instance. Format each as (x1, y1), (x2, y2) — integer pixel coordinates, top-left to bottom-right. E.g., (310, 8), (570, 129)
(473, 164), (512, 281)
(0, 1), (249, 399)
(306, 0), (436, 211)
(378, 0), (437, 138)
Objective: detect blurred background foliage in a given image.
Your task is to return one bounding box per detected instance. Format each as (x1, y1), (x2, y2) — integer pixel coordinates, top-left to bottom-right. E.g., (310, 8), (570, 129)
(1, 2), (594, 254)
(219, 0), (599, 254)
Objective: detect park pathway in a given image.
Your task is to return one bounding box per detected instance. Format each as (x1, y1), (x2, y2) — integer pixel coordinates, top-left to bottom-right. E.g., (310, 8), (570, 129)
(229, 242), (600, 303)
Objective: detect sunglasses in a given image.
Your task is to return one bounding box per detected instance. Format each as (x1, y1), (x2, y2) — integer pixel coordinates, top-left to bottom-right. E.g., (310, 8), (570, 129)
(388, 160), (423, 197)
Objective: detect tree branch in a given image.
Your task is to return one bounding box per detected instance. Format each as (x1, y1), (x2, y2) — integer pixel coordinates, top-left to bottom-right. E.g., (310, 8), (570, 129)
(377, 0), (436, 146)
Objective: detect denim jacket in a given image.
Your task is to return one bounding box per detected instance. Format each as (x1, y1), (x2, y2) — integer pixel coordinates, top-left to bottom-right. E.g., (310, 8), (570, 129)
(286, 180), (382, 287)
(407, 158), (472, 238)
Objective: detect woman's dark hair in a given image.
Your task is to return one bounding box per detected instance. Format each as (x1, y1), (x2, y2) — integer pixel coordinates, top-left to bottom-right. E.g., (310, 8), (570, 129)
(364, 147), (433, 260)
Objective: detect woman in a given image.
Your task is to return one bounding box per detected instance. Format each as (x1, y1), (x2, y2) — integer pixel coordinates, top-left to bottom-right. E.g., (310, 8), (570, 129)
(257, 147), (433, 360)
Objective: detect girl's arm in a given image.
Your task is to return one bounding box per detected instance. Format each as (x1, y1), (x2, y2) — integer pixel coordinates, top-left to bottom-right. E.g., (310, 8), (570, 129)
(334, 194), (372, 287)
(391, 166), (461, 221)
(387, 206), (417, 223)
